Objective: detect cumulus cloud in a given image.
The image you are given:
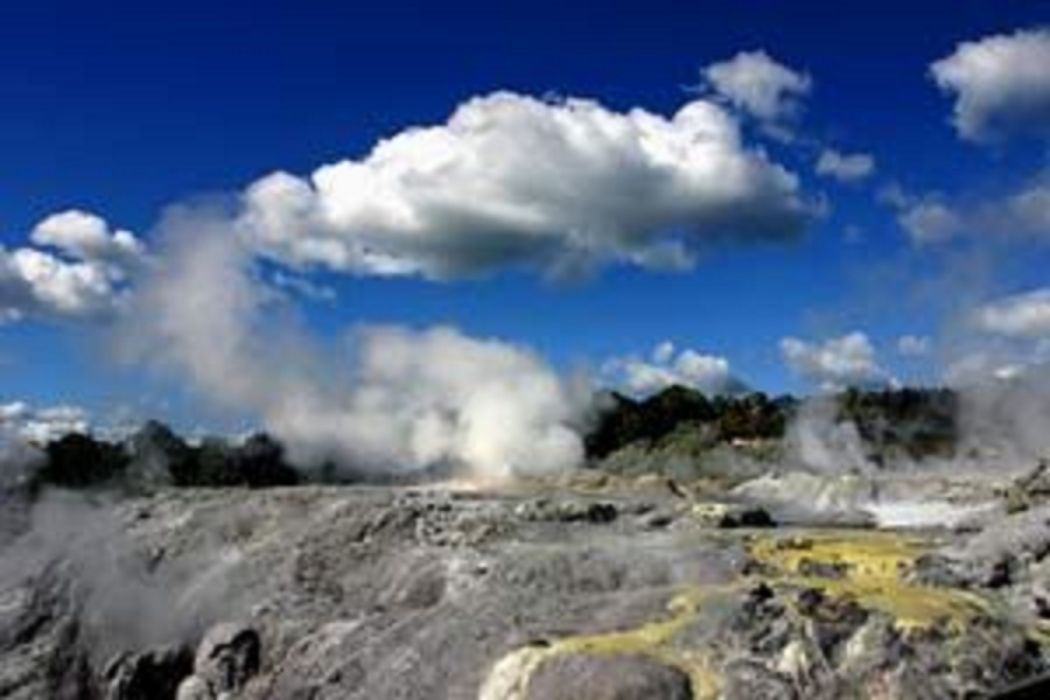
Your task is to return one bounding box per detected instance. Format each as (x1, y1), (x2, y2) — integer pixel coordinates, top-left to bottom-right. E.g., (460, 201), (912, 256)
(972, 288), (1050, 338)
(31, 210), (145, 268)
(238, 91), (811, 279)
(118, 209), (586, 481)
(815, 149), (875, 183)
(780, 332), (892, 390)
(702, 50), (811, 122)
(931, 27), (1050, 142)
(0, 248), (117, 320)
(0, 401), (90, 444)
(896, 334), (932, 357)
(602, 341), (741, 396)
(0, 210), (144, 322)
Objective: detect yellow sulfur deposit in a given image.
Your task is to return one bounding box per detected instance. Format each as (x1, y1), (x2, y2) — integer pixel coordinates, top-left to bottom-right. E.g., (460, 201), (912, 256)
(481, 530), (1011, 700)
(477, 585), (728, 700)
(747, 531), (994, 631)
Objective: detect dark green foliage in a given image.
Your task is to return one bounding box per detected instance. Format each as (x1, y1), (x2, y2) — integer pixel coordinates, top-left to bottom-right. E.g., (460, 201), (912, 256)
(237, 433), (300, 486)
(192, 434), (299, 487)
(835, 387), (958, 461)
(31, 423), (300, 492)
(712, 392), (792, 442)
(127, 420), (196, 488)
(585, 386), (792, 459)
(585, 385), (958, 467)
(585, 387), (717, 458)
(37, 433), (129, 489)
(172, 434), (299, 488)
(187, 437), (236, 486)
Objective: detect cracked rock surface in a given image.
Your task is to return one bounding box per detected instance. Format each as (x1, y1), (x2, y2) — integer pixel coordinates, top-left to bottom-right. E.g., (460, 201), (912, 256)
(1, 477), (1049, 699)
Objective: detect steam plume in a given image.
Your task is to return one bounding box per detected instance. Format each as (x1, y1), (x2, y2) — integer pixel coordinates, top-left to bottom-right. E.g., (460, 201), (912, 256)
(118, 206), (585, 481)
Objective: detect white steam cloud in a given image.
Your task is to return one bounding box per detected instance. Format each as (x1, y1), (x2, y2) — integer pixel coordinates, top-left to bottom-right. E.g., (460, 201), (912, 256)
(118, 207), (585, 481)
(784, 396), (873, 474)
(0, 491), (250, 660)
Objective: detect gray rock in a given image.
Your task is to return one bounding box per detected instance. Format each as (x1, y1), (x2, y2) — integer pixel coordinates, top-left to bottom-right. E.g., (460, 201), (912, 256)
(1004, 461), (1050, 512)
(1, 484), (1048, 699)
(103, 645), (194, 700)
(515, 498), (618, 524)
(525, 653), (693, 700)
(194, 622), (260, 694)
(175, 675), (212, 700)
(722, 659), (796, 700)
(0, 567), (92, 700)
(689, 502), (775, 528)
(913, 503), (1050, 588)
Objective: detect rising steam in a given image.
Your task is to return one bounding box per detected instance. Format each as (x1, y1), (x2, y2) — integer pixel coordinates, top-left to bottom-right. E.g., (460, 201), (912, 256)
(117, 206), (586, 481)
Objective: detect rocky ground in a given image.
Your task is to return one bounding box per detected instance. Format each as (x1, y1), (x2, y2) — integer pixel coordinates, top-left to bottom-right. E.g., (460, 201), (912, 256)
(2, 466), (1050, 699)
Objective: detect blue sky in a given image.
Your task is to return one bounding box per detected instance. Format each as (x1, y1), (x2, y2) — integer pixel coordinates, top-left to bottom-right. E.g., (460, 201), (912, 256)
(1, 0), (1049, 431)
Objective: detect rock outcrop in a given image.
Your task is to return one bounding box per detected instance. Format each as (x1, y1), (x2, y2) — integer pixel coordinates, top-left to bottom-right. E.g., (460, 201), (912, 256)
(175, 622), (261, 699)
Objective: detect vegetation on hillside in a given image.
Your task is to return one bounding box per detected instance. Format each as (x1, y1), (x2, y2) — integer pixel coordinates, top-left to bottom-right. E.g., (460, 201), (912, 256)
(586, 385), (960, 471)
(11, 385), (969, 494)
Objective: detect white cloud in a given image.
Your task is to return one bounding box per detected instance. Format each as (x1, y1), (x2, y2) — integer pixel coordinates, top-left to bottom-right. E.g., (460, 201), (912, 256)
(944, 288), (1050, 391)
(603, 341), (739, 396)
(0, 210), (144, 322)
(943, 350), (1040, 386)
(972, 288), (1050, 338)
(651, 340), (675, 364)
(238, 91), (811, 279)
(885, 180), (1050, 245)
(931, 28), (1050, 142)
(1004, 182), (1050, 235)
(0, 248), (119, 319)
(815, 149), (875, 183)
(0, 401), (90, 443)
(270, 270), (337, 303)
(897, 200), (962, 245)
(31, 209), (145, 269)
(780, 332), (892, 390)
(702, 50), (811, 122)
(897, 334), (932, 357)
